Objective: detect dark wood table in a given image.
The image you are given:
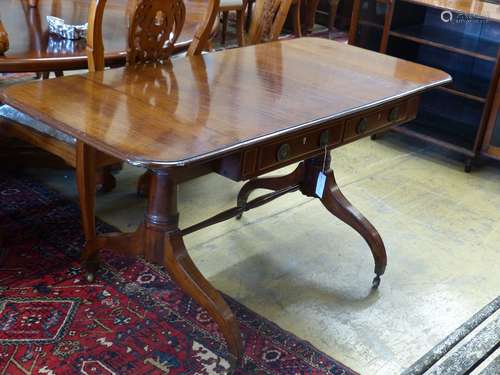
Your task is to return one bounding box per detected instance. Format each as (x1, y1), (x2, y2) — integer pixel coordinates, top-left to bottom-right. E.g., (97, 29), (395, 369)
(0, 0), (208, 73)
(1, 37), (451, 369)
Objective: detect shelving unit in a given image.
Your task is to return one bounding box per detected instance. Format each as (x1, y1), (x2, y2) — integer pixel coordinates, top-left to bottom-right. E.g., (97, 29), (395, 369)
(482, 54), (500, 160)
(348, 0), (500, 172)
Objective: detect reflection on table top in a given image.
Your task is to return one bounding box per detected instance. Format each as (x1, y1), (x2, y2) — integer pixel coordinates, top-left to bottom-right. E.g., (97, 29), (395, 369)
(2, 38), (451, 167)
(0, 0), (207, 72)
(404, 0), (500, 21)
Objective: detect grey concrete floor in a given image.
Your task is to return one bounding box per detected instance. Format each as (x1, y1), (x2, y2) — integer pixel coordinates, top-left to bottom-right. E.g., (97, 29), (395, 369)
(27, 134), (500, 375)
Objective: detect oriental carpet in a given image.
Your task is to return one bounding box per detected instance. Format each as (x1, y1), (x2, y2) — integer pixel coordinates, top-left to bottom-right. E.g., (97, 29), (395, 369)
(0, 172), (357, 375)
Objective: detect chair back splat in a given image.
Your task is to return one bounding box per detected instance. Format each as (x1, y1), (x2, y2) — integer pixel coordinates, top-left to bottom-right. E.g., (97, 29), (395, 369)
(87, 0), (220, 69)
(247, 0), (293, 45)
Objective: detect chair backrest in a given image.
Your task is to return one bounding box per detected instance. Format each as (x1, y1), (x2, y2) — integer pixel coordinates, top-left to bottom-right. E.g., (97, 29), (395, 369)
(86, 0), (220, 72)
(247, 0), (293, 45)
(0, 19), (8, 55)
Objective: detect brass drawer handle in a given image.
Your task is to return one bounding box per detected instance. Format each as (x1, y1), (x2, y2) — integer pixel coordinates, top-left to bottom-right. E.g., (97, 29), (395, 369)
(388, 107), (400, 122)
(319, 130), (330, 147)
(356, 118), (368, 134)
(276, 143), (291, 161)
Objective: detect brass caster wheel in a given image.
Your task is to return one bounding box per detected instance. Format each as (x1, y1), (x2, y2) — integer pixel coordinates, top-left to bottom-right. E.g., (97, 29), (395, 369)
(464, 158), (473, 173)
(85, 272), (95, 283)
(235, 205), (245, 220)
(372, 275), (381, 289)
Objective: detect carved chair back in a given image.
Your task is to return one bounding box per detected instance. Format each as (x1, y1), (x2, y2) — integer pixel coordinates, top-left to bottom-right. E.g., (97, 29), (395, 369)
(87, 0), (220, 72)
(0, 19), (8, 55)
(247, 0), (293, 45)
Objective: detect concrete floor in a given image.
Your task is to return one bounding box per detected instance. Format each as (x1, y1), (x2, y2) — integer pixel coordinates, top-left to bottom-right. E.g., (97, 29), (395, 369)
(28, 134), (500, 374)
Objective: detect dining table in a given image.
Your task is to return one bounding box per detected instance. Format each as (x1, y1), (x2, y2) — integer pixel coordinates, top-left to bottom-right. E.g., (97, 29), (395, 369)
(0, 0), (208, 73)
(1, 37), (451, 370)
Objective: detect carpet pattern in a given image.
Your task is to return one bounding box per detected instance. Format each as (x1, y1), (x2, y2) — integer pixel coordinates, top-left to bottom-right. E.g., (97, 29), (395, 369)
(0, 172), (357, 374)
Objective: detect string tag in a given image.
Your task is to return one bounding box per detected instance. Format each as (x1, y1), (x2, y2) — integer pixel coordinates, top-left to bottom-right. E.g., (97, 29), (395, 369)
(316, 145), (328, 198)
(315, 171), (326, 198)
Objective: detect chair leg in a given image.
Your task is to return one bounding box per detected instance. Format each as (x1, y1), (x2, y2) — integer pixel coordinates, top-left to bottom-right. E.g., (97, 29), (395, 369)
(293, 0), (302, 37)
(221, 11), (229, 45)
(328, 0), (340, 32)
(236, 9), (245, 46)
(75, 141), (99, 282)
(97, 166), (117, 193)
(304, 0), (320, 34)
(245, 0), (254, 31)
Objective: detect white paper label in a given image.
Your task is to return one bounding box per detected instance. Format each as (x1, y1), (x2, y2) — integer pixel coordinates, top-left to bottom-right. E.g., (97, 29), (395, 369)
(315, 172), (326, 198)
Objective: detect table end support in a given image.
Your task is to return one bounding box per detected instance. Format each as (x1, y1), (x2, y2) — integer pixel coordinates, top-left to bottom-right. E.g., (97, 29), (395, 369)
(301, 155), (387, 288)
(236, 163), (305, 219)
(147, 170), (244, 368)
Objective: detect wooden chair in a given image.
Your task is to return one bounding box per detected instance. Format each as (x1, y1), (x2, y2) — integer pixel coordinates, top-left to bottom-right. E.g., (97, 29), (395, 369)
(245, 0), (301, 43)
(0, 19), (8, 55)
(219, 0), (247, 46)
(247, 0), (296, 45)
(0, 5), (118, 192)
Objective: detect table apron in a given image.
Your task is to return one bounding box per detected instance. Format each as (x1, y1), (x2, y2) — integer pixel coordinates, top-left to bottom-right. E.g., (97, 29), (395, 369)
(215, 95), (420, 181)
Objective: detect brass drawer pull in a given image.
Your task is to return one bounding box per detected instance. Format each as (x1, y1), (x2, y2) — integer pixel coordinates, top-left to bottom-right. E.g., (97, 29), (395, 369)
(276, 143), (291, 161)
(356, 118), (368, 134)
(319, 130), (330, 147)
(388, 107), (400, 122)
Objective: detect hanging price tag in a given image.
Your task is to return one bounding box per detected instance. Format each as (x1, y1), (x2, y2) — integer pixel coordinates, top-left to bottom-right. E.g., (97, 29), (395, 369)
(315, 171), (326, 198)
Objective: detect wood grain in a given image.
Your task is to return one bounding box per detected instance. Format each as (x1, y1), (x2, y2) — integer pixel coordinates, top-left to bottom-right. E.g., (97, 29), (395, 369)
(2, 38), (451, 167)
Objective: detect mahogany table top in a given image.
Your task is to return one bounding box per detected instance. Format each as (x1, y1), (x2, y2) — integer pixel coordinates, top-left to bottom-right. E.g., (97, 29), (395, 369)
(0, 0), (207, 73)
(1, 38), (451, 167)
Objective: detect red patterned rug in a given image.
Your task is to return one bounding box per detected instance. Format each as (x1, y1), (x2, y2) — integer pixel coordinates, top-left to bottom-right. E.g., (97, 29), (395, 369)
(0, 172), (357, 374)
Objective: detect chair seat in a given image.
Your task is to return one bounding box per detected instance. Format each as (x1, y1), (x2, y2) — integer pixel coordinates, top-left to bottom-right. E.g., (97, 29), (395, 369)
(0, 104), (76, 145)
(220, 0), (244, 9)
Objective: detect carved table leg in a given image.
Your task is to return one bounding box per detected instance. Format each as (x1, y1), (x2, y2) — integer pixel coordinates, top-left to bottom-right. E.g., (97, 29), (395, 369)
(137, 170), (152, 197)
(86, 169), (243, 369)
(236, 163), (305, 219)
(146, 170), (243, 369)
(301, 155), (387, 288)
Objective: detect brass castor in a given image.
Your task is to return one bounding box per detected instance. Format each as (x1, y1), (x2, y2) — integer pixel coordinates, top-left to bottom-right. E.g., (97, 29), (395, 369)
(85, 272), (95, 283)
(372, 275), (381, 289)
(464, 158), (473, 173)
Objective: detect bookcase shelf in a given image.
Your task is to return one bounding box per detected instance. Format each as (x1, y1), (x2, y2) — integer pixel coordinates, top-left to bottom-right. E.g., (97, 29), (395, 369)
(349, 0), (500, 171)
(390, 24), (498, 62)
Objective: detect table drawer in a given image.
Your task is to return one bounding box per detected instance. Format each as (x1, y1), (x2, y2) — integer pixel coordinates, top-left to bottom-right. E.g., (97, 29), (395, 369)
(344, 98), (418, 142)
(215, 121), (344, 181)
(257, 121), (344, 172)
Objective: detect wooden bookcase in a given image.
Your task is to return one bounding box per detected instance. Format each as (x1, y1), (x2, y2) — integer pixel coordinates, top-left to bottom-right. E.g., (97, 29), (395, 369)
(482, 60), (500, 159)
(349, 0), (500, 172)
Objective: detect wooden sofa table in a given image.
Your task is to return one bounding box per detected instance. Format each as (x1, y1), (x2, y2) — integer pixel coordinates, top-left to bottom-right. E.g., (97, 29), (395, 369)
(1, 37), (450, 369)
